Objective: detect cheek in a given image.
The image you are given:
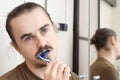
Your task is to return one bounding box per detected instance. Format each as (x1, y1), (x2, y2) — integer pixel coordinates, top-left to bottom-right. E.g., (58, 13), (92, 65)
(48, 34), (58, 53)
(47, 29), (57, 44)
(16, 43), (37, 58)
(50, 34), (58, 46)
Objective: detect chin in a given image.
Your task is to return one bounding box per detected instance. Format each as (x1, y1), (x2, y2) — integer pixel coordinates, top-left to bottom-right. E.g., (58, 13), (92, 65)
(35, 61), (47, 68)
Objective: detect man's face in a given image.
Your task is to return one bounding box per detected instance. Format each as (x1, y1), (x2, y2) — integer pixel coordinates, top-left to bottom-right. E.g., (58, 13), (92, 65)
(10, 8), (58, 67)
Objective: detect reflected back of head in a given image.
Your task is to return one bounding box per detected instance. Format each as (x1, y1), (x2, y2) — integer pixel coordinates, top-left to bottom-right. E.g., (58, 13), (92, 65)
(91, 28), (116, 51)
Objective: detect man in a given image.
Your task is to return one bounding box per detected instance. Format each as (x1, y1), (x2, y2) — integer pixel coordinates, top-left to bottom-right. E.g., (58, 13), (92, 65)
(0, 2), (80, 80)
(90, 28), (120, 80)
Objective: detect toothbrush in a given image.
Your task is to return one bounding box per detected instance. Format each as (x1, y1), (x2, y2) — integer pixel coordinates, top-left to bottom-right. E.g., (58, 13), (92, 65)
(37, 50), (51, 62)
(38, 55), (51, 62)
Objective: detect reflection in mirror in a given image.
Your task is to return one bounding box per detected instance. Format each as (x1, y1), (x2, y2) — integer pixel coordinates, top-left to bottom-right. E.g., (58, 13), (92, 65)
(90, 0), (120, 80)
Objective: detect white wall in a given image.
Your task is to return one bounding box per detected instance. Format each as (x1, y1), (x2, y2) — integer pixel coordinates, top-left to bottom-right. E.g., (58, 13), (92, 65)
(0, 0), (25, 76)
(100, 0), (112, 28)
(0, 0), (74, 76)
(111, 0), (120, 37)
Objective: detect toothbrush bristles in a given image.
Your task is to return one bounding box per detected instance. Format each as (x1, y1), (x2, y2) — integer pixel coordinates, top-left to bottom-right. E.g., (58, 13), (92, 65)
(39, 56), (51, 62)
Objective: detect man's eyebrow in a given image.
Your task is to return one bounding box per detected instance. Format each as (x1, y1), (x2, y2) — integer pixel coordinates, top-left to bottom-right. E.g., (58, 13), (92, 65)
(20, 24), (49, 40)
(39, 24), (49, 31)
(21, 33), (32, 40)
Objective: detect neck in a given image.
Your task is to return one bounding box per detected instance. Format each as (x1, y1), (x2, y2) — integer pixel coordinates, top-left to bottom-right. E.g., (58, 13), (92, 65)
(26, 61), (46, 79)
(98, 49), (116, 64)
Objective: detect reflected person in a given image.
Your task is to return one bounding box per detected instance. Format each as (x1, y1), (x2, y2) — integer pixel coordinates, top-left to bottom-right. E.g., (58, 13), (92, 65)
(90, 28), (120, 80)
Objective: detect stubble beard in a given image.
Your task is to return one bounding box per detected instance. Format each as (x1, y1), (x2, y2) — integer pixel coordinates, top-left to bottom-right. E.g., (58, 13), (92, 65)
(35, 61), (47, 68)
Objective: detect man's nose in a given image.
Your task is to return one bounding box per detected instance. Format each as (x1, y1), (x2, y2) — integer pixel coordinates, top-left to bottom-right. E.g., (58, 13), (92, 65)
(36, 36), (47, 48)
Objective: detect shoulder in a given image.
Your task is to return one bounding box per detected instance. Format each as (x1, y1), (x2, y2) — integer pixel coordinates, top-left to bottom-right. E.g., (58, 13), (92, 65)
(90, 58), (119, 80)
(0, 68), (18, 80)
(91, 58), (112, 72)
(0, 62), (25, 80)
(91, 64), (119, 80)
(70, 72), (80, 80)
(92, 67), (120, 80)
(100, 67), (119, 80)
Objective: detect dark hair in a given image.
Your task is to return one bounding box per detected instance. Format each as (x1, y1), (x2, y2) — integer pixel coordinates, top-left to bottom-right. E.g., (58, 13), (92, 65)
(90, 28), (116, 51)
(6, 2), (52, 45)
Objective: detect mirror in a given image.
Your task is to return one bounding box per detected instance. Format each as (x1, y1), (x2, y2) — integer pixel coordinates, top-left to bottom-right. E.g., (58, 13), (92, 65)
(98, 0), (120, 75)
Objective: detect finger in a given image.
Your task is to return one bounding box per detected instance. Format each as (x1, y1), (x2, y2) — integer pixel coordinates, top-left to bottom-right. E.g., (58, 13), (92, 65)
(58, 63), (67, 77)
(49, 60), (61, 80)
(44, 60), (57, 79)
(63, 66), (70, 80)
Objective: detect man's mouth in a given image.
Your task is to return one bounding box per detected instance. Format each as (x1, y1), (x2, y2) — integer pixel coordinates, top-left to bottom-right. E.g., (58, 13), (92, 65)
(36, 49), (51, 62)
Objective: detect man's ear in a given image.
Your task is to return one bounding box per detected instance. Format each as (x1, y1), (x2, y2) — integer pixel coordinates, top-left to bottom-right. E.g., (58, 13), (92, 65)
(111, 36), (117, 46)
(10, 42), (22, 55)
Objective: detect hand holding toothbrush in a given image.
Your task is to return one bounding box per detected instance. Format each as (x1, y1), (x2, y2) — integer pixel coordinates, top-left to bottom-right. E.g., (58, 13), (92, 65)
(44, 60), (70, 80)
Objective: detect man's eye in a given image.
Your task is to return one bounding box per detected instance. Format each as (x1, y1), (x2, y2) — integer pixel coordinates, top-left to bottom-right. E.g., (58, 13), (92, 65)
(24, 36), (33, 41)
(41, 28), (48, 34)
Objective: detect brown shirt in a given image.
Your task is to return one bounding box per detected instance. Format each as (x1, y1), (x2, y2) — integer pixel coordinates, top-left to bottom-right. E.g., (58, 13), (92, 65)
(0, 62), (80, 80)
(90, 57), (119, 80)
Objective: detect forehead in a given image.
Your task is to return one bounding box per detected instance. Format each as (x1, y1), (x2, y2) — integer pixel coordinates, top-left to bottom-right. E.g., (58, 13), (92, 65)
(11, 7), (49, 26)
(10, 7), (51, 39)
